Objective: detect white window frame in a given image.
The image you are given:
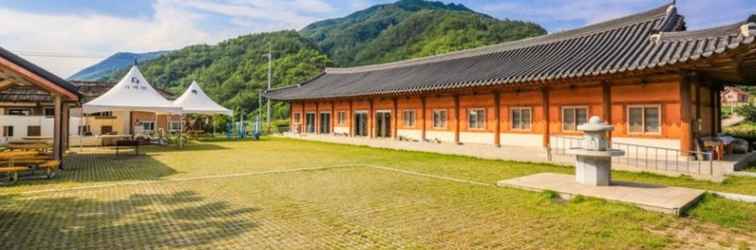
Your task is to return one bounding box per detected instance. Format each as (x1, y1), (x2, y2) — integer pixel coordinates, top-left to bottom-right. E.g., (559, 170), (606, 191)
(141, 121), (156, 132)
(468, 108), (486, 130)
(626, 104), (662, 135)
(561, 106), (589, 132)
(432, 109), (448, 129)
(510, 107), (533, 131)
(169, 120), (182, 132)
(403, 109), (416, 128)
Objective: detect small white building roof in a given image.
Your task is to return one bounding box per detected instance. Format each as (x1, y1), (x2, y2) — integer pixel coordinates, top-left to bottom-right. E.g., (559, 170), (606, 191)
(83, 66), (181, 114)
(173, 81), (233, 116)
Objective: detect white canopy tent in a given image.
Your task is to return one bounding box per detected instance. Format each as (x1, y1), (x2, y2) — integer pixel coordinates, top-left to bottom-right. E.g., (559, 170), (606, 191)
(173, 81), (232, 116)
(83, 66), (181, 114)
(173, 81), (233, 137)
(82, 66), (184, 147)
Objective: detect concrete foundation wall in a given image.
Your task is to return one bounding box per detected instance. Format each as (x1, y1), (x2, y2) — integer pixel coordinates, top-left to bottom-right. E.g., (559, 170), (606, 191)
(501, 133), (543, 147)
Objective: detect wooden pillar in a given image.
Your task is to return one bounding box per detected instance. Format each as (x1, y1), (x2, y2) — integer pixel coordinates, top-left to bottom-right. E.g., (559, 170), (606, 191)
(421, 96), (427, 141)
(710, 84), (718, 135)
(680, 74), (693, 153)
(52, 95), (63, 161)
(62, 104), (70, 150)
(541, 87), (551, 153)
(315, 101), (320, 134)
(714, 87), (721, 134)
(368, 98), (374, 138)
(494, 92), (501, 147)
(330, 101), (335, 135)
(602, 80), (612, 143)
(453, 95), (461, 144)
(392, 97), (398, 140)
(128, 111), (134, 135)
(288, 102), (293, 133)
(349, 99), (354, 137)
(695, 82), (702, 137)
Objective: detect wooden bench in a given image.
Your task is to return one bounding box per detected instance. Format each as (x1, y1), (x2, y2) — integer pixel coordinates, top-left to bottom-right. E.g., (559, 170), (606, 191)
(0, 166), (29, 184)
(36, 160), (60, 179)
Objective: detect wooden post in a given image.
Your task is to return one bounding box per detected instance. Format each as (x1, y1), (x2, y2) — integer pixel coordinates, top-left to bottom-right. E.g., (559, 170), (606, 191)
(494, 91), (501, 147)
(52, 95), (62, 161)
(541, 87), (551, 158)
(709, 83), (718, 135)
(696, 82), (702, 136)
(330, 101), (335, 135)
(62, 104), (70, 150)
(315, 101), (320, 134)
(680, 73), (693, 153)
(602, 80), (612, 143)
(714, 84), (722, 133)
(454, 95), (461, 144)
(301, 101), (305, 134)
(349, 99), (354, 137)
(392, 97), (398, 140)
(421, 96), (427, 142)
(369, 98), (374, 138)
(128, 111), (134, 136)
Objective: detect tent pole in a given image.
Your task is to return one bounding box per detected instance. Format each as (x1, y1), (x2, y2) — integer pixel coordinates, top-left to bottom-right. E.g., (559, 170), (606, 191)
(79, 111), (84, 152)
(179, 114), (184, 148)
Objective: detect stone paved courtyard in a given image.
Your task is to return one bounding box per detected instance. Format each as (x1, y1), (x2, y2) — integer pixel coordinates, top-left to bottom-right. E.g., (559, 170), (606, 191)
(0, 138), (754, 249)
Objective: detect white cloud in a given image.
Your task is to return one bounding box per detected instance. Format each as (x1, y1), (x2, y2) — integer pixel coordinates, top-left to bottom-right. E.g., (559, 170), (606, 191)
(0, 0), (212, 78)
(0, 0), (337, 78)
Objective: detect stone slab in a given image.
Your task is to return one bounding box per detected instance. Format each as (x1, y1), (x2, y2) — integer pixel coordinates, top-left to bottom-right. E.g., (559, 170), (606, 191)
(496, 173), (705, 216)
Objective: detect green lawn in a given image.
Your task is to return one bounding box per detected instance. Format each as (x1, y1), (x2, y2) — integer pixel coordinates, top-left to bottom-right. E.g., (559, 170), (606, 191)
(0, 137), (754, 249)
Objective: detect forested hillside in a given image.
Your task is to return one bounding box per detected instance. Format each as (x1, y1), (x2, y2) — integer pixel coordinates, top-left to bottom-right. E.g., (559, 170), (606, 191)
(105, 31), (331, 117)
(300, 0), (546, 66)
(99, 0), (546, 118)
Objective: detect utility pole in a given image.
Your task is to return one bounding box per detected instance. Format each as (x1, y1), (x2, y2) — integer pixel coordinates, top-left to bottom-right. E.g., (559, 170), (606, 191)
(266, 45), (273, 133)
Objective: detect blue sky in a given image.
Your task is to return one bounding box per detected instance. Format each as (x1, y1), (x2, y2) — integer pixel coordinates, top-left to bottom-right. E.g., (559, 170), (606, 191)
(0, 0), (753, 77)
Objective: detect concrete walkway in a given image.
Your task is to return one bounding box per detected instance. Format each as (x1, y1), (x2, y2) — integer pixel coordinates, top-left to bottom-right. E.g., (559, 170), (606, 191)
(497, 173), (705, 216)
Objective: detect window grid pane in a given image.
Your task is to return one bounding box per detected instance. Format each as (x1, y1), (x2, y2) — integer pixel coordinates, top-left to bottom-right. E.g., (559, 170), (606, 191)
(522, 109), (531, 129)
(563, 108), (575, 131)
(644, 107), (660, 133)
(629, 107), (643, 133)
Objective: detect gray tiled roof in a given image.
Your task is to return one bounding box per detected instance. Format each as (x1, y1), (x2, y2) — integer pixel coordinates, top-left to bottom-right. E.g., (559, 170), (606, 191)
(267, 4), (756, 101)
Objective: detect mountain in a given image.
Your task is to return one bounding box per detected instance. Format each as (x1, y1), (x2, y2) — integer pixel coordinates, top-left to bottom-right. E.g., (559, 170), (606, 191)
(69, 51), (167, 81)
(96, 0), (546, 118)
(300, 0), (546, 66)
(104, 31), (331, 116)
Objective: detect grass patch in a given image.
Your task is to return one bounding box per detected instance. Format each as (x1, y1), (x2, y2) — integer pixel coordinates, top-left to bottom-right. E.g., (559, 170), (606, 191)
(688, 193), (756, 232)
(0, 137), (753, 248)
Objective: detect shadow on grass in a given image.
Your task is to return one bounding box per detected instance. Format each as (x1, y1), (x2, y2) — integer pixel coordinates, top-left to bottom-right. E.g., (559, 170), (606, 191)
(0, 191), (258, 249)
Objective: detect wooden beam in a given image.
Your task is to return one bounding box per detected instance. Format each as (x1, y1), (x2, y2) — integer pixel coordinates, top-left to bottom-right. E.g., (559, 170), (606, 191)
(494, 91), (501, 147)
(541, 87), (551, 154)
(315, 102), (320, 135)
(368, 98), (374, 138)
(0, 79), (14, 92)
(454, 95), (461, 144)
(421, 96), (427, 142)
(680, 73), (693, 153)
(392, 98), (398, 140)
(602, 80), (612, 143)
(330, 101), (335, 135)
(301, 101), (306, 134)
(53, 95), (63, 161)
(0, 57), (78, 101)
(349, 99), (354, 137)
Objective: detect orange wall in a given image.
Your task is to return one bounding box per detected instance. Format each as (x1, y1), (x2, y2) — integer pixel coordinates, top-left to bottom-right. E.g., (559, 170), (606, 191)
(290, 77), (719, 150)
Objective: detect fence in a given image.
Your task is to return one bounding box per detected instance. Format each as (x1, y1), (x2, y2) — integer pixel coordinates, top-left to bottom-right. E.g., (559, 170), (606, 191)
(550, 136), (715, 176)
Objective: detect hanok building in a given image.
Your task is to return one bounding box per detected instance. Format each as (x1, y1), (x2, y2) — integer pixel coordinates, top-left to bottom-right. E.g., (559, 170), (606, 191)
(268, 4), (756, 155)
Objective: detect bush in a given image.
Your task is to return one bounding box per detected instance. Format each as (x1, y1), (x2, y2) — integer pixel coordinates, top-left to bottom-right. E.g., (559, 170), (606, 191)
(735, 104), (756, 122)
(724, 122), (756, 142)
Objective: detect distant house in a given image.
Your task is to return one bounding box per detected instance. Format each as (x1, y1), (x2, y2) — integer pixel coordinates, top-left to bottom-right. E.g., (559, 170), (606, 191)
(266, 4), (756, 154)
(721, 86), (750, 106)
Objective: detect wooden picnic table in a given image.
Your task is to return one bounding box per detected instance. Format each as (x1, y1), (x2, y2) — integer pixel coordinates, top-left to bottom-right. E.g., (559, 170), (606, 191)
(22, 136), (53, 141)
(6, 143), (52, 152)
(0, 151), (39, 161)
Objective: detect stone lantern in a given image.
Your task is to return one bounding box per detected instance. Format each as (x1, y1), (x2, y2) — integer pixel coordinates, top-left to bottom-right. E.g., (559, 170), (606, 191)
(566, 116), (625, 186)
